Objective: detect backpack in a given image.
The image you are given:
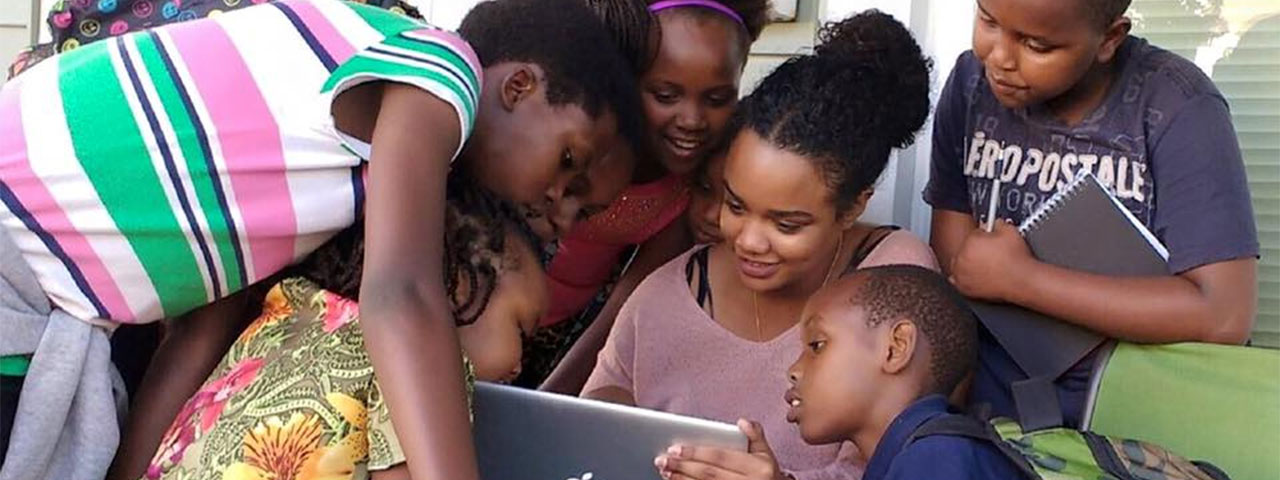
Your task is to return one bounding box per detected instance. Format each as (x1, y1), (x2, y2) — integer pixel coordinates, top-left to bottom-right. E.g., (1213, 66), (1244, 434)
(909, 414), (1231, 480)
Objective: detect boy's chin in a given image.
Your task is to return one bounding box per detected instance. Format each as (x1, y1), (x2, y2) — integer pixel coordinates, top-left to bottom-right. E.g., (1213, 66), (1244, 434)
(797, 422), (840, 446)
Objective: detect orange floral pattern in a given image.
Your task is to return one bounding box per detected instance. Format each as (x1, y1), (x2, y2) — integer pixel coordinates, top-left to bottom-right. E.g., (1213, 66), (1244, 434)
(144, 278), (475, 480)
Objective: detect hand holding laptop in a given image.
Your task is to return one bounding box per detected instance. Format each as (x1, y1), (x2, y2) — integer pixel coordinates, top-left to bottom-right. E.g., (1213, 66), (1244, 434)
(654, 419), (788, 480)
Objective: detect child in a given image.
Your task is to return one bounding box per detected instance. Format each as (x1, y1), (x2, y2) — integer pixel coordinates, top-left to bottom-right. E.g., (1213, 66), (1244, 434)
(530, 0), (772, 390)
(654, 265), (1020, 480)
(142, 178), (549, 479)
(686, 149), (728, 245)
(925, 0), (1259, 426)
(0, 0), (641, 478)
(583, 11), (939, 479)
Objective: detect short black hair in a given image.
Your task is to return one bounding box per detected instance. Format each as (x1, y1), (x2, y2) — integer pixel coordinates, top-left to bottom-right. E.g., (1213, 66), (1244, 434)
(730, 10), (931, 214)
(295, 172), (541, 326)
(1083, 0), (1131, 28)
(459, 0), (645, 152)
(850, 265), (975, 395)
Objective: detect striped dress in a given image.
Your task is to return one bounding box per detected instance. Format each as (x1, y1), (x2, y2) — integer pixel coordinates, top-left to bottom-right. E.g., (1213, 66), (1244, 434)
(0, 0), (481, 326)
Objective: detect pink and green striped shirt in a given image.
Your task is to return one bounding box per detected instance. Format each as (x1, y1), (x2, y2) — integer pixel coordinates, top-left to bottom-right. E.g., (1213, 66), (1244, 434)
(0, 0), (481, 325)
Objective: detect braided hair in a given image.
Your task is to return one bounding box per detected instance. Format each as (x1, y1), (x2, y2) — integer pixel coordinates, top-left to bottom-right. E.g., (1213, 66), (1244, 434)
(296, 172), (540, 326)
(730, 10), (931, 214)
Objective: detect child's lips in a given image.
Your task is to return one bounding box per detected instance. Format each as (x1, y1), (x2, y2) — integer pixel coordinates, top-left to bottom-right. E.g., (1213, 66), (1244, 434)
(785, 389), (802, 422)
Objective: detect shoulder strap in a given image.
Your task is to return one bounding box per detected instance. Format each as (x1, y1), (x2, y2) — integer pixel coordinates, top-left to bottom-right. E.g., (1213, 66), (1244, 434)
(908, 414), (1041, 479)
(684, 246), (714, 315)
(846, 225), (902, 271)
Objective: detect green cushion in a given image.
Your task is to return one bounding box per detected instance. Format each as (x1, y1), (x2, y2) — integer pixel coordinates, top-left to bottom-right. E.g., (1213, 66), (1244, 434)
(1083, 342), (1280, 480)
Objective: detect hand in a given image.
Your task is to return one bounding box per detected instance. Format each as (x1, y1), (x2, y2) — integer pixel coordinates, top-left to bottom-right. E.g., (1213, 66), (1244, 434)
(949, 220), (1036, 302)
(654, 419), (788, 480)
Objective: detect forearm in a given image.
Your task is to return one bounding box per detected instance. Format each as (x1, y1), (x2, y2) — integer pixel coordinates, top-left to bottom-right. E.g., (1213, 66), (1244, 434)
(361, 287), (477, 480)
(108, 293), (258, 480)
(1013, 260), (1255, 344)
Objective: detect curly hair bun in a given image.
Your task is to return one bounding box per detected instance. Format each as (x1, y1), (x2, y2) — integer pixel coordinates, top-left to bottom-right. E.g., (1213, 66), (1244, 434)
(812, 10), (931, 150)
(732, 9), (931, 212)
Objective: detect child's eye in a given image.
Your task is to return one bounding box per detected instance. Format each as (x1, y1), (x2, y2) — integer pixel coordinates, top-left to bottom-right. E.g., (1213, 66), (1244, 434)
(725, 198), (745, 215)
(651, 90), (679, 104)
(808, 340), (826, 353)
(1025, 39), (1054, 53)
(776, 222), (802, 234)
(705, 93), (735, 108)
(560, 149), (575, 170)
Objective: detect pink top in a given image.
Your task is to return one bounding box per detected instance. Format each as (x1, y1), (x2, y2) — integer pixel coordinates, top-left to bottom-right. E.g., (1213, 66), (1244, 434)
(584, 230), (939, 480)
(541, 173), (690, 326)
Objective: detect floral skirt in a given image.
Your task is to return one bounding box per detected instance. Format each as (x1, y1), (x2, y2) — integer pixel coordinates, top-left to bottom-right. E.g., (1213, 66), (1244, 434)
(144, 277), (473, 480)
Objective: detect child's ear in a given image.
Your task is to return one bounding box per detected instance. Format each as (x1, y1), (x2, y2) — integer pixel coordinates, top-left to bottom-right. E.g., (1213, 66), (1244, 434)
(882, 319), (917, 375)
(1097, 16), (1132, 64)
(500, 65), (541, 111)
(837, 189), (874, 229)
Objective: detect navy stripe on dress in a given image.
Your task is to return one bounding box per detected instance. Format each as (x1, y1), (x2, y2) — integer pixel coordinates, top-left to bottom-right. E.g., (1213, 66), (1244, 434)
(151, 31), (249, 290)
(117, 37), (223, 301)
(271, 1), (339, 72)
(0, 180), (110, 318)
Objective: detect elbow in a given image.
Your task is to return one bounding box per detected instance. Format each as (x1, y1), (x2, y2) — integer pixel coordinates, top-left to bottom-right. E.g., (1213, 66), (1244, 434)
(1199, 306), (1255, 345)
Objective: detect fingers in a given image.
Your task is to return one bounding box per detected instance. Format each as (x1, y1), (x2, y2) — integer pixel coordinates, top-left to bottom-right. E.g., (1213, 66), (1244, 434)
(738, 419), (772, 455)
(663, 445), (754, 470)
(655, 455), (747, 480)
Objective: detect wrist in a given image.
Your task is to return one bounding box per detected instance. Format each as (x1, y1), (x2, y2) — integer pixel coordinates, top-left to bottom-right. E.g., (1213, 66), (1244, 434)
(1001, 256), (1044, 305)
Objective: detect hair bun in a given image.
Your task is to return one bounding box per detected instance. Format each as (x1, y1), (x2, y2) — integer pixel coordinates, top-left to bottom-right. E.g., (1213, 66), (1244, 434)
(812, 9), (931, 149)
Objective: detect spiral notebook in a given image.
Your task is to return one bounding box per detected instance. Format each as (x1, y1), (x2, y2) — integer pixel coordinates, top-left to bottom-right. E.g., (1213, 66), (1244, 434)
(971, 171), (1169, 381)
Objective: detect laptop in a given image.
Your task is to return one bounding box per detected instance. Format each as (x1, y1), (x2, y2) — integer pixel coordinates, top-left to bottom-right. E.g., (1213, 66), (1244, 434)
(472, 382), (748, 480)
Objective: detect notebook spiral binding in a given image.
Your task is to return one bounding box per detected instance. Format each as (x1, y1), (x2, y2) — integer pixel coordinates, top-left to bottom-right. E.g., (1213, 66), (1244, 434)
(1018, 170), (1093, 235)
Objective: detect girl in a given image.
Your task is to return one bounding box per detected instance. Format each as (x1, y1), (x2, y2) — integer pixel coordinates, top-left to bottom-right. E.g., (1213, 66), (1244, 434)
(143, 178), (549, 480)
(582, 11), (938, 480)
(531, 0), (770, 391)
(687, 148), (728, 245)
(0, 0), (640, 479)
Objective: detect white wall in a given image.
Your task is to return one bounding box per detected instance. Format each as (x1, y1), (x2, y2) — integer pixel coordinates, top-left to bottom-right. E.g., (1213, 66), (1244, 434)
(1, 0), (34, 74)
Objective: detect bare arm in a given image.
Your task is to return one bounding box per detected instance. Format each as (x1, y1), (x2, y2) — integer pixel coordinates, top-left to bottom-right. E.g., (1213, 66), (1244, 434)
(358, 83), (477, 480)
(540, 218), (691, 395)
(107, 285), (264, 480)
(949, 219), (1257, 344)
(929, 209), (977, 277)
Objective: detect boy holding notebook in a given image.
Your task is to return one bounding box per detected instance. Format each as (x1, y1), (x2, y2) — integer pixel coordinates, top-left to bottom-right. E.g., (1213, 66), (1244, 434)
(925, 0), (1259, 426)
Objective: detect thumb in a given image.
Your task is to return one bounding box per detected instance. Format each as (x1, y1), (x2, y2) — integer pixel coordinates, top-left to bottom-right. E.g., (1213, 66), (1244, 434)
(738, 419), (773, 455)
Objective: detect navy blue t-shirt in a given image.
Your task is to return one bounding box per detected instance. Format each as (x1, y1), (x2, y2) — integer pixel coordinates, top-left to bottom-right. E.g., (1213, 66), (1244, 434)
(864, 395), (1022, 480)
(925, 36), (1259, 426)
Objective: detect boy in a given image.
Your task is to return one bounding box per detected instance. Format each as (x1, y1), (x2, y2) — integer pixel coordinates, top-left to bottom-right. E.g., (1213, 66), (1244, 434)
(926, 0), (1259, 426)
(654, 266), (1019, 480)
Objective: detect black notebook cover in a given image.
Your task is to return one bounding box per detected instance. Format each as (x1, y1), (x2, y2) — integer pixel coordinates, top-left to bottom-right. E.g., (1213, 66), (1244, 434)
(972, 172), (1169, 379)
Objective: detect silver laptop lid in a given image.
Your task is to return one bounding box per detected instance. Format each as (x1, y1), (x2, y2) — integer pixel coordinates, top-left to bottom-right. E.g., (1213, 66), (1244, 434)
(472, 382), (747, 480)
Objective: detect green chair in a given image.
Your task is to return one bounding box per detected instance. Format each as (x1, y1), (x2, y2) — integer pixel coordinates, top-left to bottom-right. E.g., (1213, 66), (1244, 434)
(1082, 342), (1280, 480)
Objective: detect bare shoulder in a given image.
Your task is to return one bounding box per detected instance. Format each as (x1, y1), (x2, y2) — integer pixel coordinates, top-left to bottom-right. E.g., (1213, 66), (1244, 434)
(861, 229), (941, 272)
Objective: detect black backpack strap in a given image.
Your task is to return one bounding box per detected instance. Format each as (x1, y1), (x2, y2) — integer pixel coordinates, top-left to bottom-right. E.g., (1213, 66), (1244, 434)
(1012, 376), (1064, 432)
(908, 414), (1041, 479)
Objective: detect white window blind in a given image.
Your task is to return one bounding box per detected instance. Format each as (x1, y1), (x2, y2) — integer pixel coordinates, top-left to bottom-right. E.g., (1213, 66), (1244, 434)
(1129, 0), (1279, 347)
